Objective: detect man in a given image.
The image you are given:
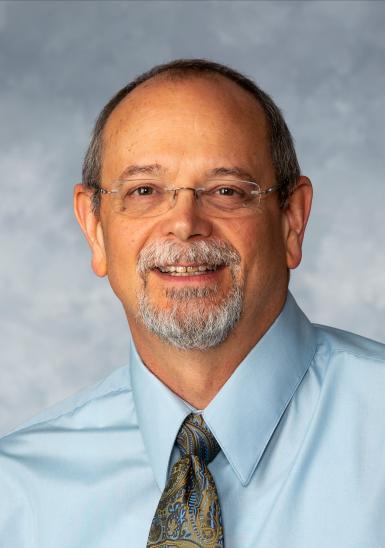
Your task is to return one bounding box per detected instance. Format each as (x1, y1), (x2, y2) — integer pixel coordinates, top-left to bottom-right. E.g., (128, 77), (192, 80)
(1, 59), (384, 548)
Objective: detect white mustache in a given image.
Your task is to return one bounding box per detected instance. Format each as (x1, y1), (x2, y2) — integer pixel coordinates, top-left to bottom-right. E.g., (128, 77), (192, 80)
(137, 239), (241, 276)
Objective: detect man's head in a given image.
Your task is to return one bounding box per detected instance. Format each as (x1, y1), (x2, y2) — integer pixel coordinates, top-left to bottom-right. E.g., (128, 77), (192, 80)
(74, 59), (312, 350)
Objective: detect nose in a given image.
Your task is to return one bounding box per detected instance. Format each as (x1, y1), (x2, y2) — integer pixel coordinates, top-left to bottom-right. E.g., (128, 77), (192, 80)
(159, 187), (213, 241)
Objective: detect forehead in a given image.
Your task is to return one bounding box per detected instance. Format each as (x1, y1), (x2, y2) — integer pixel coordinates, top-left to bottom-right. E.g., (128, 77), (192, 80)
(101, 75), (270, 180)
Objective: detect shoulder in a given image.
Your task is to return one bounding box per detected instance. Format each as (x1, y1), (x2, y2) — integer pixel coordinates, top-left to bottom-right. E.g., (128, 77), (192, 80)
(311, 323), (385, 399)
(0, 363), (137, 498)
(313, 322), (385, 363)
(0, 363), (134, 448)
(0, 364), (144, 546)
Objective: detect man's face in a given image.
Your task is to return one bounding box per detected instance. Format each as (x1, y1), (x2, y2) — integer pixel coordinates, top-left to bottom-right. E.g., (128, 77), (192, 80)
(88, 76), (298, 347)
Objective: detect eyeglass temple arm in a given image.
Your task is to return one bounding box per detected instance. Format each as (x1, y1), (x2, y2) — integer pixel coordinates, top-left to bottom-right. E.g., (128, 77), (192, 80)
(251, 182), (283, 196)
(98, 187), (118, 195)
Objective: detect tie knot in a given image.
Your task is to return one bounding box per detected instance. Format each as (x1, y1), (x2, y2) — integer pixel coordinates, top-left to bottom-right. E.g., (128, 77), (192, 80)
(176, 413), (220, 464)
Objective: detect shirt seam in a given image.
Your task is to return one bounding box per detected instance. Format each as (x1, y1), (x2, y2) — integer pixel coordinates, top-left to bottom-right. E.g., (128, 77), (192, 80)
(327, 349), (385, 364)
(0, 385), (132, 441)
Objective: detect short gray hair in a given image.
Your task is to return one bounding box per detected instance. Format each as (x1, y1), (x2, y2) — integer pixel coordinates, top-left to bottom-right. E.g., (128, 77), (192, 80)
(82, 58), (300, 212)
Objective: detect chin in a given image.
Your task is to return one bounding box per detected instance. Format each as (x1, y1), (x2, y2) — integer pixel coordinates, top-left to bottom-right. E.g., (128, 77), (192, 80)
(136, 284), (245, 351)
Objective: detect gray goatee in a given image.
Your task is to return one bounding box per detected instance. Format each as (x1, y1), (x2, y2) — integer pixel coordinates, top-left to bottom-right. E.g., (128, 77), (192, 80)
(136, 239), (244, 350)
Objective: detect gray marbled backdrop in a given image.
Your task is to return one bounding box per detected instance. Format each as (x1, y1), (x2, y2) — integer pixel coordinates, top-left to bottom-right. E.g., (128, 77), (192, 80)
(1, 1), (384, 434)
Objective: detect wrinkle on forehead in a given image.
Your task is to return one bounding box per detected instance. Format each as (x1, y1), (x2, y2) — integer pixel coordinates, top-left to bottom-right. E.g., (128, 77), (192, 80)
(101, 76), (272, 184)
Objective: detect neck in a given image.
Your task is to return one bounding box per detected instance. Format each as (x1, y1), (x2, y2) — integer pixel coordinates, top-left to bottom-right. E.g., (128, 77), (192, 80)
(128, 291), (287, 409)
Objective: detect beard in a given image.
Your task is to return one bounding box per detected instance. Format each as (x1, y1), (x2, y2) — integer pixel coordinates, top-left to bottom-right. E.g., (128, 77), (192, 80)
(136, 239), (245, 350)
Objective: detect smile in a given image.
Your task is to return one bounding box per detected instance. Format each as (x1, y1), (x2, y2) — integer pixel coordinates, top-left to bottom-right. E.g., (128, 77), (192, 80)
(156, 264), (219, 276)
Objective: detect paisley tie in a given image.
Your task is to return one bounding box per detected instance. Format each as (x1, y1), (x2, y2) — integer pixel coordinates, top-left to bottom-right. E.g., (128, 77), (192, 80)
(147, 413), (224, 547)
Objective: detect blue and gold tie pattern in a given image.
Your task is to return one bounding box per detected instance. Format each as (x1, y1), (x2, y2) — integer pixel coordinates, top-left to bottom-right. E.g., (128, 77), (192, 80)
(147, 413), (224, 547)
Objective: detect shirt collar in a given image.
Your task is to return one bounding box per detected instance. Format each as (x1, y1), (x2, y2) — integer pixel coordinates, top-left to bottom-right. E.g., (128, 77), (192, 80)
(130, 342), (190, 490)
(203, 291), (317, 485)
(130, 291), (317, 489)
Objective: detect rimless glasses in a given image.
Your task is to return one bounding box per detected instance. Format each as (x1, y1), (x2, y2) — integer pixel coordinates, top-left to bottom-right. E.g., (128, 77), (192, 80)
(94, 179), (282, 218)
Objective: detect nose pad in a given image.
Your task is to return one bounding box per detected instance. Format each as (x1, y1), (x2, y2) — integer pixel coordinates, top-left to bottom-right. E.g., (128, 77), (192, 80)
(161, 187), (212, 241)
(169, 187), (200, 211)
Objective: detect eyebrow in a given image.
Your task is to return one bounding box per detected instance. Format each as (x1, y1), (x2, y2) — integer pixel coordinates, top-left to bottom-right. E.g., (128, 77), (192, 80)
(117, 164), (257, 183)
(117, 164), (164, 179)
(206, 166), (257, 183)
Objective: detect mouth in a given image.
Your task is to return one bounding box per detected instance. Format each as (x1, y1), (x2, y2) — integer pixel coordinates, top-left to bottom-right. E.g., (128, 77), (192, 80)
(155, 264), (220, 277)
(137, 239), (241, 285)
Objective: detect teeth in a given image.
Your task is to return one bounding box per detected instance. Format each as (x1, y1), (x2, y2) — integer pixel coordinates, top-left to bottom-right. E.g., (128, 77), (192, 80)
(158, 264), (218, 274)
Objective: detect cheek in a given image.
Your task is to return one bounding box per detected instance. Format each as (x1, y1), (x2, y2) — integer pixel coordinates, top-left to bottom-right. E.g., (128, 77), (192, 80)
(228, 215), (286, 278)
(102, 219), (148, 303)
(226, 214), (269, 256)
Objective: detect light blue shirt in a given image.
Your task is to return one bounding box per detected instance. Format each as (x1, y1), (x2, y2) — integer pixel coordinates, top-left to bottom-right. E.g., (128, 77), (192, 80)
(1, 292), (385, 547)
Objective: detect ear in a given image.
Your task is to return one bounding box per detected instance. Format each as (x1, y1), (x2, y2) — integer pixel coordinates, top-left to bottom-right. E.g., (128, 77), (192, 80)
(73, 184), (107, 277)
(281, 176), (313, 270)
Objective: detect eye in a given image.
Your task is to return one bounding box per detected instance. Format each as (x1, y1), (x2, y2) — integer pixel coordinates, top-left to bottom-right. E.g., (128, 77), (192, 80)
(119, 180), (162, 199)
(216, 186), (242, 197)
(210, 185), (246, 199)
(131, 185), (155, 196)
